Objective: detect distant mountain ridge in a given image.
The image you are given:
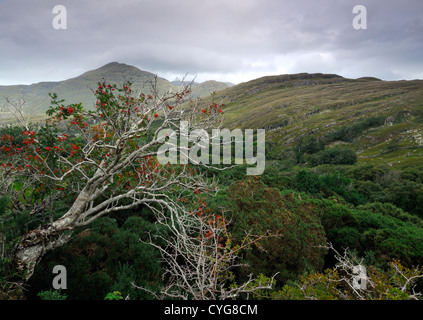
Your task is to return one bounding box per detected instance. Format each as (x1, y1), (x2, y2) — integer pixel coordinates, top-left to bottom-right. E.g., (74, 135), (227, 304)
(0, 62), (232, 121)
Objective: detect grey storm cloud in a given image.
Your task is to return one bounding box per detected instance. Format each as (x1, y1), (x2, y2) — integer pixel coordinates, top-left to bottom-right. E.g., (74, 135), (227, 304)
(0, 0), (422, 85)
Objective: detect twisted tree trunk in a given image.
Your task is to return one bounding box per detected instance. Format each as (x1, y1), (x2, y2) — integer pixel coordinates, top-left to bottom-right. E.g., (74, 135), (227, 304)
(12, 225), (73, 281)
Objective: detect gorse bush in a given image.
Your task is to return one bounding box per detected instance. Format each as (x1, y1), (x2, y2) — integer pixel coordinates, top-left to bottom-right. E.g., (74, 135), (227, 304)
(320, 199), (423, 267)
(27, 214), (164, 300)
(226, 177), (327, 284)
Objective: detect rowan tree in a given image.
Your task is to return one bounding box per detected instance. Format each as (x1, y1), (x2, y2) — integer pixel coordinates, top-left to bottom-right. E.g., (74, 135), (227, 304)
(0, 78), (224, 283)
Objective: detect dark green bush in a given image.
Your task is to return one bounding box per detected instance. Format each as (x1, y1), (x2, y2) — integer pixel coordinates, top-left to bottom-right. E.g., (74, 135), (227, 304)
(308, 147), (357, 166)
(321, 200), (423, 267)
(295, 170), (365, 206)
(325, 116), (385, 143)
(27, 215), (164, 300)
(226, 177), (327, 285)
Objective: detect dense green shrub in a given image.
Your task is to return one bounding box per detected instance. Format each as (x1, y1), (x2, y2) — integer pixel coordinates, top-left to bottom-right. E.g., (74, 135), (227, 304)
(324, 116), (385, 143)
(308, 147), (357, 166)
(37, 289), (67, 300)
(295, 170), (323, 195)
(261, 164), (294, 189)
(357, 202), (423, 226)
(27, 215), (165, 300)
(356, 180), (385, 203)
(295, 136), (325, 156)
(383, 180), (423, 218)
(345, 164), (423, 218)
(225, 177), (327, 285)
(295, 170), (365, 206)
(320, 200), (423, 267)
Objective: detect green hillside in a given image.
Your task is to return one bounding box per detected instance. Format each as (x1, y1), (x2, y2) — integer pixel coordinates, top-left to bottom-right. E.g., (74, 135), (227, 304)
(199, 73), (423, 170)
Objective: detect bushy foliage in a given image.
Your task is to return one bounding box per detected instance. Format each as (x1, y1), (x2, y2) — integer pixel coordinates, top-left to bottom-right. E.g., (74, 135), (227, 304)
(104, 291), (124, 300)
(0, 125), (27, 156)
(324, 116), (385, 143)
(321, 200), (423, 267)
(308, 147), (357, 166)
(225, 177), (327, 284)
(37, 289), (67, 300)
(347, 165), (423, 218)
(27, 213), (165, 300)
(271, 259), (422, 300)
(295, 170), (365, 206)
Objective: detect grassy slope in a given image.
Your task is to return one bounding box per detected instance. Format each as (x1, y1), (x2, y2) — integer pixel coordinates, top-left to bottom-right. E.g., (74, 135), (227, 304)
(199, 73), (423, 170)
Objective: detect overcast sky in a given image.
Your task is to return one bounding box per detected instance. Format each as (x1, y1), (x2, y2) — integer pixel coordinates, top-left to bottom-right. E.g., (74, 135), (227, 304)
(0, 0), (422, 85)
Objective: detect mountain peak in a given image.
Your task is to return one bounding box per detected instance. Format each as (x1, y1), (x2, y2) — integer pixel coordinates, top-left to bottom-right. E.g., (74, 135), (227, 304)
(98, 61), (133, 70)
(103, 61), (121, 66)
(89, 61), (144, 74)
(0, 62), (233, 117)
(75, 62), (158, 84)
